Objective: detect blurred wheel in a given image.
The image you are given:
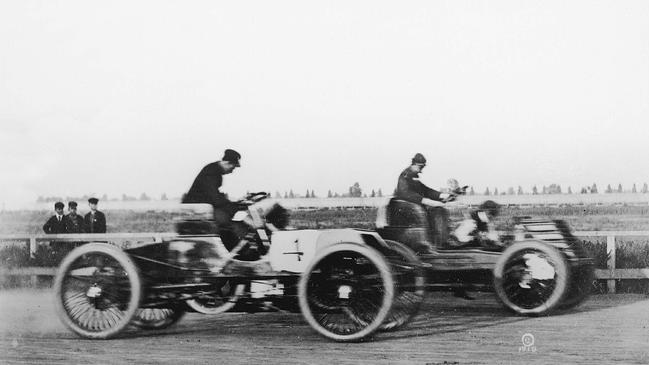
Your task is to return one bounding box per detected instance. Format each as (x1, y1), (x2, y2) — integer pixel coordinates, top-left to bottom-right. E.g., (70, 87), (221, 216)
(298, 243), (394, 342)
(53, 243), (142, 339)
(185, 281), (245, 314)
(380, 240), (425, 331)
(132, 306), (185, 330)
(493, 241), (569, 316)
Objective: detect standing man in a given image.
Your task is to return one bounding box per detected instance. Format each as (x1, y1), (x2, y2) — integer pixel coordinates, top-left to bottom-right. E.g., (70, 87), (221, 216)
(43, 202), (67, 234)
(64, 201), (86, 233)
(182, 149), (241, 225)
(84, 197), (107, 233)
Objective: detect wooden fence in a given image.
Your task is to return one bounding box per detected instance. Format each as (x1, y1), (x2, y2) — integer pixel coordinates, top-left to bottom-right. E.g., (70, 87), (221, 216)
(1, 231), (649, 294)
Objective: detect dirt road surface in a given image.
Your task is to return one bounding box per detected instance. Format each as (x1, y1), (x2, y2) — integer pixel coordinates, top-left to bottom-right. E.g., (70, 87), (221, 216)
(1, 290), (648, 365)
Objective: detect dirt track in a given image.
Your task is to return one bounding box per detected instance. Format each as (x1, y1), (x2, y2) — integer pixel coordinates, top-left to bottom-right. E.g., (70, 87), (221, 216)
(1, 290), (648, 365)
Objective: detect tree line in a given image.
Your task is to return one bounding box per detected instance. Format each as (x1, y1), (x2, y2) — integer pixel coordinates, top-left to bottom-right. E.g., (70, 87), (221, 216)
(35, 182), (649, 203)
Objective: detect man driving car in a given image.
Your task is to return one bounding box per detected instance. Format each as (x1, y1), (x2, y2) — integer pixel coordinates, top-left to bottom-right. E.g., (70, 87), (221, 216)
(182, 149), (241, 226)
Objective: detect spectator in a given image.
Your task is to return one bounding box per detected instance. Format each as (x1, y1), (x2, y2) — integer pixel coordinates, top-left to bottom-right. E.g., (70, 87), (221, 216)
(64, 201), (86, 233)
(43, 202), (67, 234)
(84, 197), (106, 233)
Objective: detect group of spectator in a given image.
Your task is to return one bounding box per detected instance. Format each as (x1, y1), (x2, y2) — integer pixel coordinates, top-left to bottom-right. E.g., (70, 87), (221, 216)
(43, 198), (107, 234)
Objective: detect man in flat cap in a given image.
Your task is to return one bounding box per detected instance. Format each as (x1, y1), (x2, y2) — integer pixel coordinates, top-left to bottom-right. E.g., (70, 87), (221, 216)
(396, 153), (451, 207)
(64, 201), (86, 233)
(43, 202), (67, 234)
(183, 149), (242, 226)
(84, 198), (106, 233)
(395, 153), (453, 253)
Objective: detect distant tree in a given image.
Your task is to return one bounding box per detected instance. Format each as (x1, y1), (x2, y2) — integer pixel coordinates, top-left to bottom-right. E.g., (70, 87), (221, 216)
(363, 193), (368, 198)
(632, 184), (637, 193)
(547, 184), (562, 194)
(542, 186), (547, 194)
(349, 182), (362, 197)
(643, 183), (648, 194)
(289, 190), (295, 199)
(139, 192), (150, 201)
(591, 183), (598, 194)
(507, 187), (515, 195)
(370, 189), (376, 197)
(311, 190), (316, 198)
(469, 186), (475, 195)
(161, 193), (168, 200)
(305, 190), (310, 198)
(377, 189), (383, 197)
(567, 186), (572, 194)
(517, 186), (524, 195)
(334, 192), (340, 198)
(284, 192), (288, 199)
(494, 188), (499, 196)
(617, 183), (623, 193)
(532, 186), (538, 195)
(605, 184), (613, 194)
(484, 187), (490, 196)
(327, 190), (333, 198)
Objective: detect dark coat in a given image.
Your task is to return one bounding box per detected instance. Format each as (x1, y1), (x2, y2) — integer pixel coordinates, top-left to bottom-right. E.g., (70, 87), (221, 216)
(43, 215), (67, 234)
(183, 162), (231, 208)
(395, 167), (442, 204)
(64, 214), (86, 233)
(84, 211), (106, 233)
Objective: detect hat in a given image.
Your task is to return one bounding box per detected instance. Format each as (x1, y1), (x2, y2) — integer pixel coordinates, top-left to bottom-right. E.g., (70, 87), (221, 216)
(222, 149), (241, 167)
(479, 200), (501, 217)
(88, 197), (99, 204)
(54, 202), (64, 209)
(68, 201), (78, 208)
(411, 153), (426, 165)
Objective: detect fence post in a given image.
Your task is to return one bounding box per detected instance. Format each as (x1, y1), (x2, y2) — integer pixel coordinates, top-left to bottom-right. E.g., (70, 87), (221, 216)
(29, 237), (37, 259)
(606, 235), (616, 294)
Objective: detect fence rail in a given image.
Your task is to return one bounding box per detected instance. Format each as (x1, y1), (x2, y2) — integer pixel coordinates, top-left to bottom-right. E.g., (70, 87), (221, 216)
(2, 231), (649, 293)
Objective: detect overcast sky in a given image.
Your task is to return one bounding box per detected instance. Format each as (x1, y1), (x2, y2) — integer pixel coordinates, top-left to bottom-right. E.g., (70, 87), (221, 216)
(1, 1), (648, 208)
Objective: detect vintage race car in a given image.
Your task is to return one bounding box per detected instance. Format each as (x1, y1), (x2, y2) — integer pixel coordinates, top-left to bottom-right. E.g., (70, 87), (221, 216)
(53, 193), (424, 342)
(376, 192), (595, 315)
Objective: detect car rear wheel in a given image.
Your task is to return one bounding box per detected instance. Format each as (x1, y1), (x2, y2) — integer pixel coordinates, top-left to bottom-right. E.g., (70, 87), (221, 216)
(380, 240), (425, 331)
(53, 243), (142, 339)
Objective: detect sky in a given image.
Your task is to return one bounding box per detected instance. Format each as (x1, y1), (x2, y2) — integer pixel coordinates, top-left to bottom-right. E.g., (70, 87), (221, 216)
(1, 1), (648, 209)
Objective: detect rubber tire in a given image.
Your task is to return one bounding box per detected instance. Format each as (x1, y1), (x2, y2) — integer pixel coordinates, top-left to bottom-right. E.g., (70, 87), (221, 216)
(53, 242), (142, 339)
(132, 306), (185, 330)
(298, 243), (394, 342)
(185, 282), (245, 314)
(380, 240), (425, 331)
(493, 241), (569, 316)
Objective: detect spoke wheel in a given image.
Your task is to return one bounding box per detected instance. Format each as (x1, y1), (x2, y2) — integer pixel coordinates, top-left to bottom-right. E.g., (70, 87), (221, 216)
(493, 241), (569, 316)
(380, 240), (425, 331)
(132, 306), (185, 330)
(53, 243), (142, 339)
(185, 281), (245, 314)
(298, 243), (394, 342)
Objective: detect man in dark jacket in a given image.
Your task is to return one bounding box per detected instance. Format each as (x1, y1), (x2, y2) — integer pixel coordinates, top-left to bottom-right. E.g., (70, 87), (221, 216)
(183, 149), (241, 225)
(395, 153), (451, 207)
(84, 197), (107, 233)
(64, 201), (86, 233)
(43, 202), (67, 234)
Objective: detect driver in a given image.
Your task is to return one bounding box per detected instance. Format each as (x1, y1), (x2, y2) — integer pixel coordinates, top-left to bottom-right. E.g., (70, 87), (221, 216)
(182, 149), (241, 227)
(394, 153), (453, 253)
(395, 153), (452, 208)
